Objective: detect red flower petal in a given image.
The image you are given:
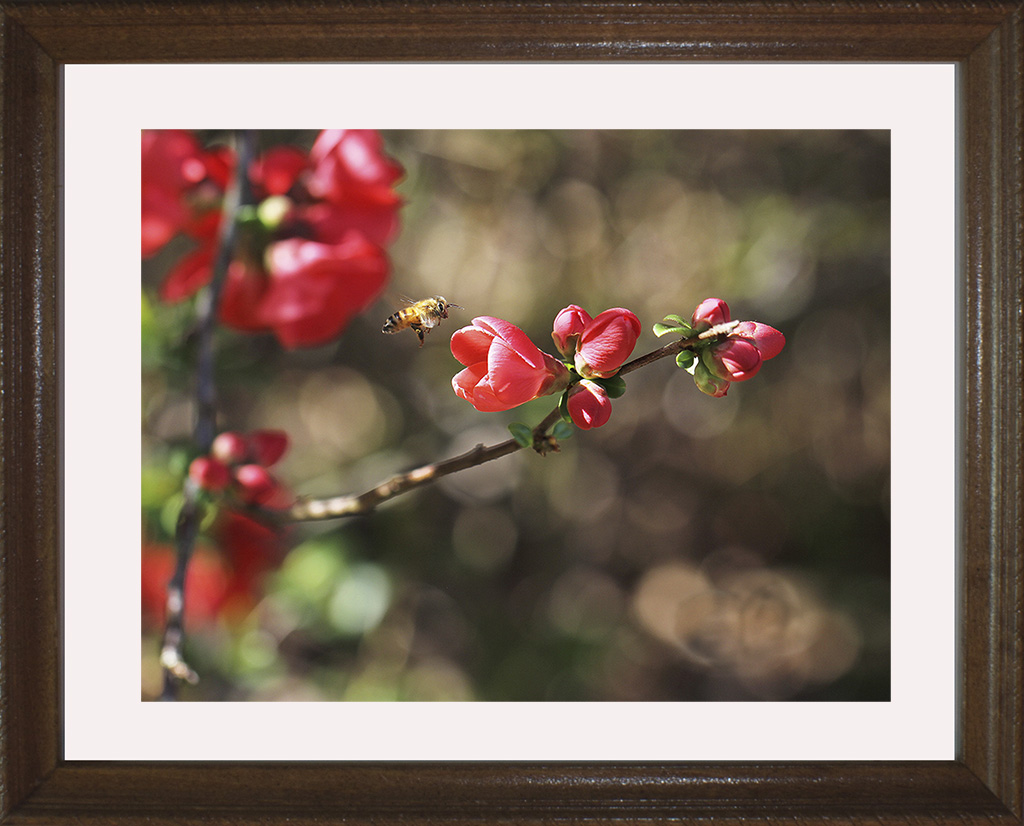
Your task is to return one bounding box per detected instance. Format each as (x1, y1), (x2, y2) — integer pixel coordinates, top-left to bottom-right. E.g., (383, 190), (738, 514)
(159, 245), (215, 302)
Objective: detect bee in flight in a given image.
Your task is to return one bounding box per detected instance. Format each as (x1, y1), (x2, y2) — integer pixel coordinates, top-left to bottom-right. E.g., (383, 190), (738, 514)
(382, 296), (463, 346)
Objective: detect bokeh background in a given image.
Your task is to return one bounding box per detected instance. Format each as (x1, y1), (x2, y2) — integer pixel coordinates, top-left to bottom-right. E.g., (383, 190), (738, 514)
(142, 129), (890, 701)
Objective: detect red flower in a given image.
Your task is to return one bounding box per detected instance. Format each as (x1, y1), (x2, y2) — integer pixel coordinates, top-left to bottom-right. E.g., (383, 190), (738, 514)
(573, 308), (642, 379)
(567, 380), (613, 430)
(215, 511), (289, 617)
(141, 543), (230, 629)
(304, 130), (404, 246)
(451, 317), (569, 412)
(146, 129), (404, 349)
(248, 145), (308, 196)
(234, 464), (292, 509)
(193, 429), (294, 509)
(257, 234), (390, 348)
(211, 429), (288, 466)
(141, 130), (231, 258)
(188, 456), (232, 492)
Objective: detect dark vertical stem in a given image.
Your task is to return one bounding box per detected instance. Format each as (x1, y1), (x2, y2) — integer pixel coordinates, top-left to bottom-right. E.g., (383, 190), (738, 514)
(159, 130), (257, 700)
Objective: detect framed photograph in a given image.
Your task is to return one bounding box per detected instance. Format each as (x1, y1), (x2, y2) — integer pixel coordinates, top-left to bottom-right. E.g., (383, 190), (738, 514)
(3, 2), (1022, 823)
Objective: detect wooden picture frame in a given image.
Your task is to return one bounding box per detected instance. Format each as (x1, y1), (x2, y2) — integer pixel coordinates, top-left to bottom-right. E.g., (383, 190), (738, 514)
(2, 2), (1021, 822)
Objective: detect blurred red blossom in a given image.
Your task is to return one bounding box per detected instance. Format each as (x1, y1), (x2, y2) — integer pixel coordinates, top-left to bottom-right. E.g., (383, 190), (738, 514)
(142, 509), (289, 630)
(141, 543), (230, 629)
(141, 130), (232, 259)
(189, 429), (294, 510)
(144, 129), (403, 349)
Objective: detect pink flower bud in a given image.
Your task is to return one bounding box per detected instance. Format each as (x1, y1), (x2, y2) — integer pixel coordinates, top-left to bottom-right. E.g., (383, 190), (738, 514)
(574, 308), (642, 379)
(706, 338), (763, 382)
(691, 298), (731, 331)
(733, 320), (786, 360)
(567, 380), (613, 430)
(451, 317), (570, 412)
(211, 431), (248, 465)
(189, 456), (232, 492)
(551, 305), (592, 357)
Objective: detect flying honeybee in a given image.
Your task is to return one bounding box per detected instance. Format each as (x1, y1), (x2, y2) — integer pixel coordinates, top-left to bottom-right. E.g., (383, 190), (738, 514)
(382, 296), (462, 346)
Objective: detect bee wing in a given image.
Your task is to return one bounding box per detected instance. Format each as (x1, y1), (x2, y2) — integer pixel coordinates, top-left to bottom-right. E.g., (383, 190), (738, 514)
(419, 314), (441, 329)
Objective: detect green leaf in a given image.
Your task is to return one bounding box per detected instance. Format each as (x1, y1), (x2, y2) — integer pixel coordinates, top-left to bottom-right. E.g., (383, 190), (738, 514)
(597, 374), (627, 398)
(653, 322), (685, 338)
(552, 420), (575, 441)
(508, 422), (533, 448)
(675, 350), (696, 370)
(654, 315), (694, 338)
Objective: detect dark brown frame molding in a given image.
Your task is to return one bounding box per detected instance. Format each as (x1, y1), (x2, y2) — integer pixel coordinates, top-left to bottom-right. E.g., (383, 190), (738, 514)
(2, 2), (1021, 823)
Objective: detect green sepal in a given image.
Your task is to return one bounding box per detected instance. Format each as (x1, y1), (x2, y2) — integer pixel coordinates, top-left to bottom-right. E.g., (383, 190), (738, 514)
(596, 374), (627, 399)
(675, 350), (696, 370)
(692, 360), (729, 397)
(508, 422), (533, 448)
(552, 420), (575, 441)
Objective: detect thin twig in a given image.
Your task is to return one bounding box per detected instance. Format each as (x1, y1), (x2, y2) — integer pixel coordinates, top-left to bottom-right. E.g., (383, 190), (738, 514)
(159, 130), (257, 700)
(284, 327), (733, 524)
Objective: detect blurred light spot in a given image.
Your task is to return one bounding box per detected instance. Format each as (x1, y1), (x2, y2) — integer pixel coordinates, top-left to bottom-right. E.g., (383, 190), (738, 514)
(625, 479), (693, 539)
(631, 559), (862, 699)
(402, 657), (475, 701)
(546, 448), (620, 522)
(453, 505), (518, 571)
(661, 370), (739, 439)
(632, 563), (716, 654)
(792, 309), (867, 386)
(327, 563), (391, 635)
(236, 628), (279, 672)
(547, 566), (623, 639)
(298, 368), (389, 462)
(276, 538), (346, 604)
(540, 179), (608, 259)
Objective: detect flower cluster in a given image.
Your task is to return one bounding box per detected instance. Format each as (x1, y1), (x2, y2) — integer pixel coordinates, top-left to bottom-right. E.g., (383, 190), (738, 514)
(188, 429), (293, 509)
(451, 306), (641, 431)
(142, 129), (403, 348)
(656, 298), (785, 397)
(142, 510), (287, 628)
(552, 306), (641, 429)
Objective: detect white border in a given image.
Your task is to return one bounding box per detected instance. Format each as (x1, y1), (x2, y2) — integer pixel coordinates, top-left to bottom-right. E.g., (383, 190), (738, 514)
(63, 64), (955, 761)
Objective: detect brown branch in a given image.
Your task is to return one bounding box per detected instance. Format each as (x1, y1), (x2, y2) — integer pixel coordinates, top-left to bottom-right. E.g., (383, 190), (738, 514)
(283, 326), (736, 524)
(160, 130), (257, 700)
(287, 407), (565, 521)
